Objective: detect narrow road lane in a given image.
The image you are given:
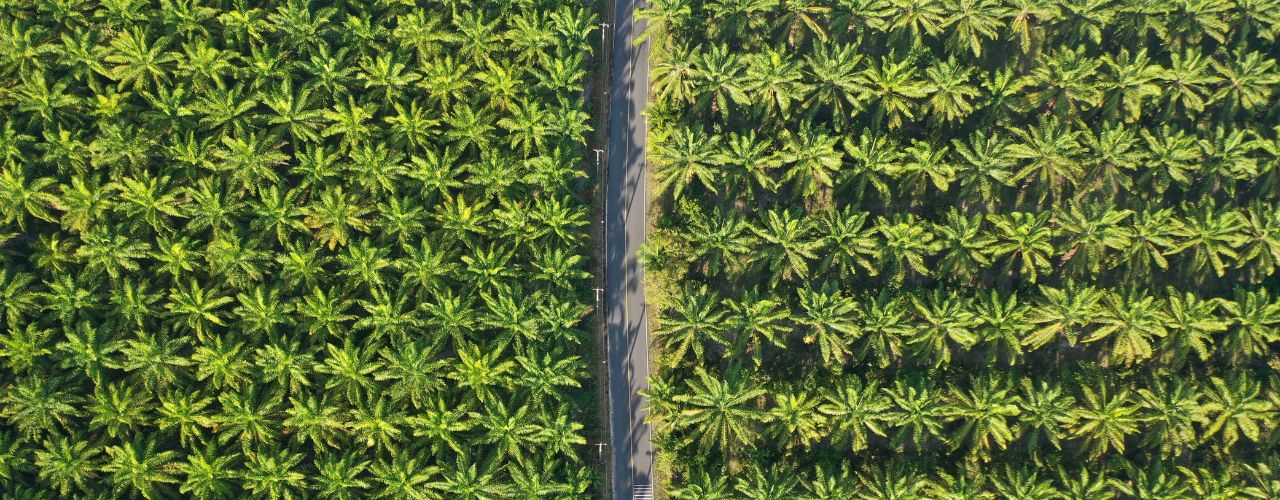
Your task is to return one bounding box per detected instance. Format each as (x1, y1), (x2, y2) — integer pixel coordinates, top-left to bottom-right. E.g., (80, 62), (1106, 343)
(605, 0), (652, 498)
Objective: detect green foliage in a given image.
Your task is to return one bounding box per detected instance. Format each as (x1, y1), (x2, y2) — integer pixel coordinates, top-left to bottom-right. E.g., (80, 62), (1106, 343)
(0, 0), (598, 496)
(643, 0), (1280, 495)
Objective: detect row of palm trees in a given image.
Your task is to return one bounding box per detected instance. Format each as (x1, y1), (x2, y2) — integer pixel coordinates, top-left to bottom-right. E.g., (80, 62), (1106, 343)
(658, 281), (1278, 371)
(672, 457), (1280, 499)
(655, 201), (1280, 290)
(643, 0), (1280, 492)
(642, 0), (1280, 60)
(649, 43), (1279, 131)
(0, 0), (601, 497)
(652, 120), (1280, 208)
(650, 368), (1275, 464)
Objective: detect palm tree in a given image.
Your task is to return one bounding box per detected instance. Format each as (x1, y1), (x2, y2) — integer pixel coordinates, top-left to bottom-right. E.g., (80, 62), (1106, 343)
(1210, 50), (1279, 117)
(803, 43), (866, 130)
(651, 43), (698, 105)
(779, 122), (843, 201)
(855, 462), (929, 499)
(1218, 287), (1280, 361)
(177, 444), (238, 499)
(1200, 374), (1273, 451)
(370, 454), (438, 499)
(928, 469), (990, 500)
(312, 452), (371, 500)
(651, 127), (721, 201)
(1017, 378), (1076, 458)
(1167, 201), (1246, 278)
(946, 374), (1021, 460)
(924, 57), (978, 125)
(973, 291), (1030, 365)
(1234, 202), (1280, 281)
(637, 0), (696, 46)
(766, 388), (826, 449)
(734, 462), (803, 499)
(669, 467), (731, 499)
(1054, 203), (1132, 276)
(1110, 460), (1186, 499)
(1006, 118), (1083, 204)
(472, 398), (541, 466)
(944, 0), (1002, 56)
(35, 436), (101, 495)
(1157, 49), (1220, 119)
(896, 139), (956, 198)
(746, 47), (812, 119)
(1070, 383), (1142, 460)
(1160, 290), (1228, 367)
(776, 0), (831, 46)
(987, 212), (1055, 283)
(885, 379), (948, 451)
(1099, 49), (1161, 123)
(860, 54), (929, 129)
(841, 131), (903, 201)
(1054, 466), (1109, 500)
(796, 282), (860, 367)
(907, 288), (978, 368)
(674, 366), (767, 460)
(102, 437), (180, 499)
(714, 131), (780, 200)
(753, 208), (823, 282)
(1086, 289), (1171, 367)
(241, 449), (307, 499)
(875, 213), (940, 284)
(1135, 377), (1208, 457)
(818, 206), (881, 278)
(692, 44), (749, 116)
(820, 375), (891, 453)
(303, 186), (372, 249)
(724, 289), (789, 367)
(806, 465), (857, 500)
(102, 28), (177, 90)
(686, 207), (756, 276)
(886, 0), (949, 43)
(856, 290), (912, 368)
(991, 465), (1056, 499)
(951, 131), (1015, 209)
(657, 283), (726, 367)
(1120, 207), (1177, 279)
(934, 210), (995, 282)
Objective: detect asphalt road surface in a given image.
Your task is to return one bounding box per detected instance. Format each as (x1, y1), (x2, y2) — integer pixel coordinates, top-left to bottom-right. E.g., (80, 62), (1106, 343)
(605, 0), (653, 498)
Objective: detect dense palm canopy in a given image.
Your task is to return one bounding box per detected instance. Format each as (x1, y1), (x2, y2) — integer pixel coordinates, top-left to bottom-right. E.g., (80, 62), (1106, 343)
(642, 0), (1280, 495)
(0, 0), (599, 497)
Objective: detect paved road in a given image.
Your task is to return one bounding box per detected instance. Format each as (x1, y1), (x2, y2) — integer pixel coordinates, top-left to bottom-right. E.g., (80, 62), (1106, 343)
(605, 0), (652, 498)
